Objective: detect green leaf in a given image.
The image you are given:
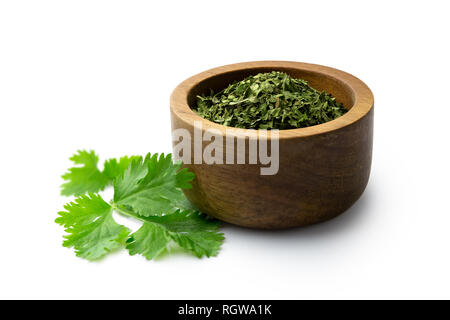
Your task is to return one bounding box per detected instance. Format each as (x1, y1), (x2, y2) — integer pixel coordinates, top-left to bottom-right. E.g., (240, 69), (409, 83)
(113, 153), (195, 217)
(61, 150), (109, 196)
(126, 210), (224, 260)
(103, 155), (143, 181)
(61, 151), (142, 196)
(56, 193), (129, 260)
(125, 223), (169, 260)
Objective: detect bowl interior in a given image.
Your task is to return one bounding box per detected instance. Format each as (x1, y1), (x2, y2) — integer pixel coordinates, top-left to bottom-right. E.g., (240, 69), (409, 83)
(187, 67), (355, 111)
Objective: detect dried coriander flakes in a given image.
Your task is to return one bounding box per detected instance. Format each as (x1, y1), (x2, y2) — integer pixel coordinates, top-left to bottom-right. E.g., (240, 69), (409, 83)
(193, 71), (348, 130)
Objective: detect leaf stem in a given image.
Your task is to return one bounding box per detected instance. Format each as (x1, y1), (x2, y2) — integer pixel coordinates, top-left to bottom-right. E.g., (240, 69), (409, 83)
(110, 202), (148, 224)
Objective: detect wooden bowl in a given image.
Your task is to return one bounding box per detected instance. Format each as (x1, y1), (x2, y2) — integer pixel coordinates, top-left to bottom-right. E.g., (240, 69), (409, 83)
(170, 61), (374, 229)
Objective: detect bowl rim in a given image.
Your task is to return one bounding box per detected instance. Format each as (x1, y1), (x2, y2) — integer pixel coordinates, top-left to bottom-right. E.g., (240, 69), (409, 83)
(170, 61), (374, 139)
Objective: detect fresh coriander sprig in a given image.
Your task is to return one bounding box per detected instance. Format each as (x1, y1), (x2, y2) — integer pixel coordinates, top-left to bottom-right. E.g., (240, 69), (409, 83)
(56, 151), (224, 261)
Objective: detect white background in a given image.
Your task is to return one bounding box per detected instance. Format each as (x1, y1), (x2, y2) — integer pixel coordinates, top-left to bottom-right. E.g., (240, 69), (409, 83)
(1, 0), (449, 299)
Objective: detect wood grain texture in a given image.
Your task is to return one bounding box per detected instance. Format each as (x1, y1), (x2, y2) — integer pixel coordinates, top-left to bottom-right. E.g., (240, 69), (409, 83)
(170, 61), (374, 229)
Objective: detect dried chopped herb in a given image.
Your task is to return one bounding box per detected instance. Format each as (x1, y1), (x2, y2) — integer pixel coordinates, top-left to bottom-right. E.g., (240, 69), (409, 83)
(193, 71), (348, 130)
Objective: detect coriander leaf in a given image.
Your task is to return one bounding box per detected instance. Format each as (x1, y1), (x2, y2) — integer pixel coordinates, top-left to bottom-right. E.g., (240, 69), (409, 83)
(103, 155), (143, 181)
(111, 155), (149, 202)
(61, 151), (142, 196)
(125, 223), (169, 260)
(56, 193), (129, 260)
(113, 153), (195, 217)
(61, 150), (109, 196)
(126, 210), (223, 260)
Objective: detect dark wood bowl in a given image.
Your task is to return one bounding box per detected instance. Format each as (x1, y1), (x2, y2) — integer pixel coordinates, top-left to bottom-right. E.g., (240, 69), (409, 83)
(170, 61), (374, 229)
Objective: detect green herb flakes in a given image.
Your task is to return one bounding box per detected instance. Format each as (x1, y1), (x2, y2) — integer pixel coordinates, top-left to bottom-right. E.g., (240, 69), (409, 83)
(193, 71), (348, 130)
